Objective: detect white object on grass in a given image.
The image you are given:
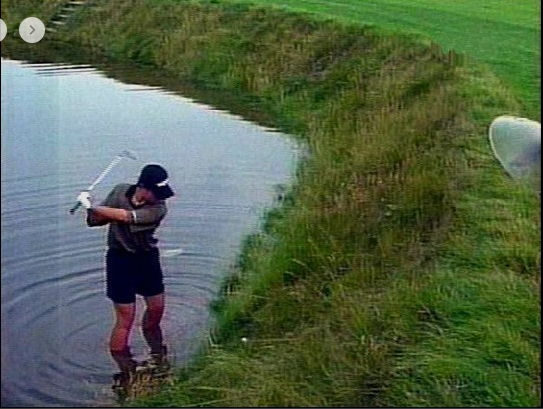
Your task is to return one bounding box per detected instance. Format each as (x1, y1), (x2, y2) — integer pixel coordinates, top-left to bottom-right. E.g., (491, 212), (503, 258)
(488, 115), (541, 179)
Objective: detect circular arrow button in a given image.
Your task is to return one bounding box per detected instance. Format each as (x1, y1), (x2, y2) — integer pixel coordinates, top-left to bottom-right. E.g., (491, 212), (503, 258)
(19, 17), (45, 43)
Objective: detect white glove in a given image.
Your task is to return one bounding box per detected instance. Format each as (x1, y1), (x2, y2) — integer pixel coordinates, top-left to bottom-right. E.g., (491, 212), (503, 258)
(76, 191), (92, 210)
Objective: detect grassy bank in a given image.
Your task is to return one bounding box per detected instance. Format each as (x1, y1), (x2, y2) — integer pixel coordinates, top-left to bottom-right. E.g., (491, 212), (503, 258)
(0, 0), (64, 29)
(2, 0), (540, 407)
(224, 0), (541, 120)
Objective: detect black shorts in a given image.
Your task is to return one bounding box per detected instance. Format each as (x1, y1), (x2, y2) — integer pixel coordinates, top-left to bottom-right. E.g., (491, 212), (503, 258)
(106, 248), (165, 304)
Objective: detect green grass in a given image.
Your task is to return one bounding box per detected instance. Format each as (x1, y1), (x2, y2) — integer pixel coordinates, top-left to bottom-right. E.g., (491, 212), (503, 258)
(4, 0), (539, 115)
(3, 0), (539, 115)
(0, 0), (65, 29)
(1, 0), (540, 407)
(222, 0), (541, 119)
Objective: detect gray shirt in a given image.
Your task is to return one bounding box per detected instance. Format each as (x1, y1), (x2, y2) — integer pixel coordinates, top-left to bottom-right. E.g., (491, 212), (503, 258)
(87, 183), (167, 252)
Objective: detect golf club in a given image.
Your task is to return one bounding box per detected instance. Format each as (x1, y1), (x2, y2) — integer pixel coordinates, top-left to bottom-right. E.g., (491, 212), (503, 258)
(69, 149), (138, 214)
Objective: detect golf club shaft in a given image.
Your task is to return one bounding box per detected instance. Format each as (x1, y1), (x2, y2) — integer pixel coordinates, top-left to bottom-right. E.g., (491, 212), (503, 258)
(87, 156), (123, 191)
(69, 152), (135, 214)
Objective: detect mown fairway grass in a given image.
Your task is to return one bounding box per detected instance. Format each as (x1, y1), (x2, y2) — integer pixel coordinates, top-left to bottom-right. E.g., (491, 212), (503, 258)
(1, 0), (540, 407)
(225, 0), (541, 119)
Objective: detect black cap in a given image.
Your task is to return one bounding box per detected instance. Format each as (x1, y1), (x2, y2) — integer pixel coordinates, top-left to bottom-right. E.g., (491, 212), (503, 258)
(137, 164), (174, 200)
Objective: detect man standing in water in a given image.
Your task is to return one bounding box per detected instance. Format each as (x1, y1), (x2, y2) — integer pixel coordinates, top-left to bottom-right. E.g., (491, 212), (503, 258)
(77, 164), (174, 378)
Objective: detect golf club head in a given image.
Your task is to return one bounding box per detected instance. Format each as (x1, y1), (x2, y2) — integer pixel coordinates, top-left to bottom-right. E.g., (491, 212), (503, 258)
(120, 150), (138, 161)
(488, 116), (540, 182)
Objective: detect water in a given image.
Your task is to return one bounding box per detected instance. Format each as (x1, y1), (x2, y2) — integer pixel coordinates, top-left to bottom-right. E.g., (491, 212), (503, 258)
(1, 59), (299, 407)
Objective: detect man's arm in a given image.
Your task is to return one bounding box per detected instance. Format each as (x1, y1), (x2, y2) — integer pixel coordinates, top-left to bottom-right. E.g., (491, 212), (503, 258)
(89, 205), (167, 225)
(88, 206), (131, 223)
(86, 209), (110, 227)
(83, 186), (126, 226)
(79, 188), (166, 226)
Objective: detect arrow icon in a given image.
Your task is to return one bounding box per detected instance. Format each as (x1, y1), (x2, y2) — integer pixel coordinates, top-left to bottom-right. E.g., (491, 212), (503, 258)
(19, 17), (45, 43)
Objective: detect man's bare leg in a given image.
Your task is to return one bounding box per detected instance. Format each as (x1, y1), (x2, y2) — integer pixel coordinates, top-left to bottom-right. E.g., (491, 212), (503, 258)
(142, 293), (167, 360)
(110, 302), (136, 353)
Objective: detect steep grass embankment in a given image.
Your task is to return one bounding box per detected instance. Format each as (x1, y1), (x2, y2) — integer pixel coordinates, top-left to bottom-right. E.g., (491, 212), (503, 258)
(1, 0), (540, 407)
(223, 0), (541, 120)
(1, 0), (64, 29)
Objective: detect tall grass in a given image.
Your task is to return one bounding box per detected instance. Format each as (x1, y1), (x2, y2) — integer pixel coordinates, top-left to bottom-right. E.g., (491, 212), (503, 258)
(221, 0), (541, 120)
(0, 0), (64, 30)
(1, 0), (540, 407)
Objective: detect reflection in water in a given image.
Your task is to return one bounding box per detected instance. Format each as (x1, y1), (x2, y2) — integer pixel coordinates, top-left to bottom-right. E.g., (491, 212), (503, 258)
(32, 64), (98, 76)
(1, 40), (280, 129)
